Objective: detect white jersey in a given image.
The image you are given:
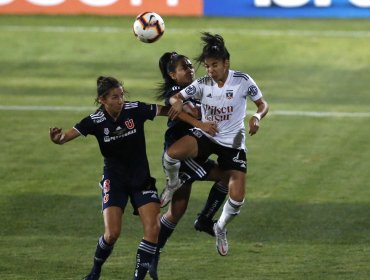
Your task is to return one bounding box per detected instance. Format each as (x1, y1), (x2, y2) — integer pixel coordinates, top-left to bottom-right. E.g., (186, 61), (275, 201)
(180, 70), (263, 150)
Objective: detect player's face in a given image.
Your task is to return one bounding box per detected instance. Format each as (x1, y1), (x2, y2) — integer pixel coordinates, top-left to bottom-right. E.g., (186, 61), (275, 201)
(204, 58), (229, 83)
(170, 58), (194, 87)
(100, 86), (124, 117)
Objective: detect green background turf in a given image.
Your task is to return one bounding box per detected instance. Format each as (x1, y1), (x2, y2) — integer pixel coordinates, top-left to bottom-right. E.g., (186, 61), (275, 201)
(0, 15), (369, 279)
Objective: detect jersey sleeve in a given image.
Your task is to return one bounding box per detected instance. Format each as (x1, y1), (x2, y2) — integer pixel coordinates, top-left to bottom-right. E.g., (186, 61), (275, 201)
(137, 102), (157, 121)
(73, 115), (95, 137)
(179, 79), (202, 100)
(246, 75), (263, 101)
(164, 85), (182, 106)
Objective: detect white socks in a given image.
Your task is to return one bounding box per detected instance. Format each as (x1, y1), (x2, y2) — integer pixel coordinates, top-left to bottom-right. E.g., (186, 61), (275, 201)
(217, 197), (245, 230)
(163, 152), (181, 187)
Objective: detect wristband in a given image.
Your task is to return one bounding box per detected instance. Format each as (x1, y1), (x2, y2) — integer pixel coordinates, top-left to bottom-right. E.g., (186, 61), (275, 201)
(252, 113), (261, 121)
(59, 133), (65, 143)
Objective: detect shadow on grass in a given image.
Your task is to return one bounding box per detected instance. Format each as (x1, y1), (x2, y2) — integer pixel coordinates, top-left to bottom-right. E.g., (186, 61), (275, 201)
(1, 194), (369, 245)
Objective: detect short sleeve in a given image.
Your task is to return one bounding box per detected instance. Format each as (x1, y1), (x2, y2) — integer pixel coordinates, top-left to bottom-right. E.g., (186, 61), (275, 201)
(180, 80), (201, 100)
(246, 76), (263, 101)
(74, 115), (95, 137)
(137, 102), (157, 121)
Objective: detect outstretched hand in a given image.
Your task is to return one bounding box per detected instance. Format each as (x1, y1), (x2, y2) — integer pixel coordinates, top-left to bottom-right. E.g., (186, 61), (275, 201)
(199, 122), (218, 136)
(49, 127), (64, 144)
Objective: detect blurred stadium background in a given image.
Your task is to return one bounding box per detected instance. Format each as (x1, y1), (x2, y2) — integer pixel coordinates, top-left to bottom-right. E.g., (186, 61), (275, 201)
(0, 1), (369, 279)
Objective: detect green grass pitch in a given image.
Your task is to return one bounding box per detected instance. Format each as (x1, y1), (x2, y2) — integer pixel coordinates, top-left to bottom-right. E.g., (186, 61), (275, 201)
(0, 15), (369, 279)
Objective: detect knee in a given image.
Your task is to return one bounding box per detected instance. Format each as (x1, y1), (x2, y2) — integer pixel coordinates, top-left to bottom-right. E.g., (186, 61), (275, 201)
(229, 185), (245, 202)
(166, 148), (177, 160)
(167, 205), (187, 223)
(143, 221), (160, 243)
(104, 229), (121, 244)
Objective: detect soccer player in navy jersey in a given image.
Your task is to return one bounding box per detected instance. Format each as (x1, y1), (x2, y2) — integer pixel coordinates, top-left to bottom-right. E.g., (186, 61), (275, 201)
(148, 52), (229, 279)
(163, 33), (269, 256)
(49, 76), (217, 280)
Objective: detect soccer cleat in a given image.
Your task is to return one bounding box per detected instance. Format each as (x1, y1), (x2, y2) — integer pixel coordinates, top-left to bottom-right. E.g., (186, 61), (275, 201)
(148, 253), (160, 280)
(82, 271), (100, 280)
(213, 223), (228, 256)
(194, 215), (216, 237)
(159, 179), (183, 208)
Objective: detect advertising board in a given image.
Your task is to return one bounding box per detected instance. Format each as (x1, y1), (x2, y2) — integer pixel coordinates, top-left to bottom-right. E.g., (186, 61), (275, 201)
(0, 0), (202, 16)
(203, 0), (370, 18)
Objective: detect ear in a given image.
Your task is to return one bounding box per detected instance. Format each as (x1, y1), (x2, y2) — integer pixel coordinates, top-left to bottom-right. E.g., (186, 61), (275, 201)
(169, 72), (177, 81)
(224, 59), (230, 69)
(98, 96), (105, 105)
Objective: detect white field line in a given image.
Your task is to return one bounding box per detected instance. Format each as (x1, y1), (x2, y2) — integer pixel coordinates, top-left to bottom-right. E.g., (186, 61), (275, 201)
(1, 25), (370, 38)
(0, 105), (369, 117)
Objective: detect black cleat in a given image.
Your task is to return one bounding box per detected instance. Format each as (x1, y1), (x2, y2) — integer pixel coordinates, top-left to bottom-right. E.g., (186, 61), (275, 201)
(148, 253), (160, 280)
(194, 215), (216, 237)
(82, 271), (100, 280)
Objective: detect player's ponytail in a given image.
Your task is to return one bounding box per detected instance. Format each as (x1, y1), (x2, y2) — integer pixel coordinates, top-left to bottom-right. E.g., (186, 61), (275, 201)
(156, 52), (187, 101)
(196, 32), (230, 64)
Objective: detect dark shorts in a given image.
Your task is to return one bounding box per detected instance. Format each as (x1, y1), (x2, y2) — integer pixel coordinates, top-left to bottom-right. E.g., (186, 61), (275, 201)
(188, 128), (247, 173)
(162, 152), (217, 185)
(99, 174), (159, 214)
(179, 158), (217, 184)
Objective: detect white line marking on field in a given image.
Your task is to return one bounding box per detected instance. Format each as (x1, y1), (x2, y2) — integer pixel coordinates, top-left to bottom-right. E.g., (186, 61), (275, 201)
(270, 110), (370, 118)
(0, 105), (369, 117)
(0, 105), (95, 112)
(1, 25), (370, 38)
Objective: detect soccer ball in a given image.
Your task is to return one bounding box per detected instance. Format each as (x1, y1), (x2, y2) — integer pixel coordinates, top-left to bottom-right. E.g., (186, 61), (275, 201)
(133, 12), (165, 43)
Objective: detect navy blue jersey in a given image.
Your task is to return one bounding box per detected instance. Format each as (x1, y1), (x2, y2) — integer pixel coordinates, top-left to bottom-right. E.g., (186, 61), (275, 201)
(164, 85), (200, 149)
(74, 101), (157, 190)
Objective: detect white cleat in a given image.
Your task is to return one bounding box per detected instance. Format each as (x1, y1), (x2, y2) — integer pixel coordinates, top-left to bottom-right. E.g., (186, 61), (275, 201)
(159, 179), (183, 208)
(213, 223), (228, 256)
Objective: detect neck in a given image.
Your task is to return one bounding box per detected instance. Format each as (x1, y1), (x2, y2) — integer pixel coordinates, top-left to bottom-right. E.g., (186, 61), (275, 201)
(105, 109), (120, 121)
(217, 70), (229, 87)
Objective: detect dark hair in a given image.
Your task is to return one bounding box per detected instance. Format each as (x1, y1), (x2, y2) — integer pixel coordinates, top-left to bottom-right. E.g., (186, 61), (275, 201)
(156, 52), (188, 101)
(95, 76), (125, 106)
(195, 32), (230, 64)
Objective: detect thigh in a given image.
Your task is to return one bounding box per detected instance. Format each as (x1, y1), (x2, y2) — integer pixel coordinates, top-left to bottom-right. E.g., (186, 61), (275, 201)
(167, 135), (198, 160)
(137, 202), (160, 226)
(132, 187), (160, 229)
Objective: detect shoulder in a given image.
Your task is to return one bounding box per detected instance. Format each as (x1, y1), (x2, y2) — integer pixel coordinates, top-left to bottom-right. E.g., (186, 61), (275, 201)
(123, 101), (140, 109)
(166, 85), (182, 98)
(231, 70), (250, 82)
(196, 76), (213, 85)
(88, 109), (106, 124)
(124, 101), (157, 115)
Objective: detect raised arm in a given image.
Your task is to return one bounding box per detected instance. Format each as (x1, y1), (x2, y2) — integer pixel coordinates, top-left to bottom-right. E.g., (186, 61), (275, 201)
(49, 127), (81, 145)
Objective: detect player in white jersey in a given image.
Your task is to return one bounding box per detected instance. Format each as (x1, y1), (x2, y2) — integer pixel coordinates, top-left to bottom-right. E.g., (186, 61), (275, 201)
(181, 70), (262, 150)
(162, 32), (269, 256)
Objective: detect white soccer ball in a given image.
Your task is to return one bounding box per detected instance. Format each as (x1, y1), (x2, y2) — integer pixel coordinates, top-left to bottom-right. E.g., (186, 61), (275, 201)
(133, 12), (165, 43)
